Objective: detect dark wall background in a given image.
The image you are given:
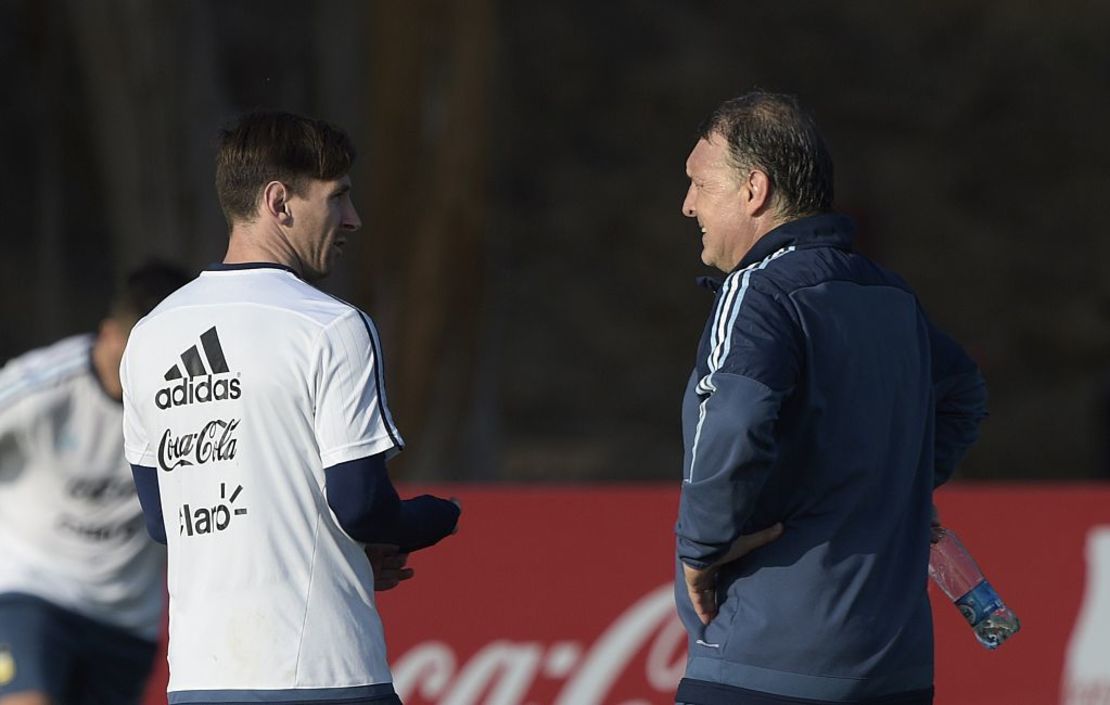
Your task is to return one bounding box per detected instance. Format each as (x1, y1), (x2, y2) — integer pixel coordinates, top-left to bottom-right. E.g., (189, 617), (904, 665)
(2, 0), (1108, 481)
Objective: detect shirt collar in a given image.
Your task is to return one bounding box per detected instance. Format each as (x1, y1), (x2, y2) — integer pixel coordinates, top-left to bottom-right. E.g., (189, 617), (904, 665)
(733, 212), (856, 272)
(204, 262), (301, 277)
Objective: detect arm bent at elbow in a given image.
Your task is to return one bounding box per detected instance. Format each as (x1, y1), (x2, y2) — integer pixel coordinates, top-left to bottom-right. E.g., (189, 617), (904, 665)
(929, 324), (989, 487)
(325, 454), (460, 551)
(677, 372), (784, 568)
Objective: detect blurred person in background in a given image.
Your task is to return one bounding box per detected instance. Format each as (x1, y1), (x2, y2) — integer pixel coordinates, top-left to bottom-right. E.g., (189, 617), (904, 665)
(0, 262), (191, 705)
(121, 111), (459, 705)
(673, 92), (987, 705)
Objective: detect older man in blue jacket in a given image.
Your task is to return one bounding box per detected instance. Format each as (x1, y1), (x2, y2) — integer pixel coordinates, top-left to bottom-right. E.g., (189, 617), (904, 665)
(673, 92), (987, 705)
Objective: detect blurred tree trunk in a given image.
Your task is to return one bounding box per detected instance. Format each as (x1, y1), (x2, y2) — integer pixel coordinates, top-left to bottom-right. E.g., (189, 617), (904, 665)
(313, 0), (372, 300)
(32, 1), (65, 338)
(363, 0), (495, 480)
(65, 0), (228, 270)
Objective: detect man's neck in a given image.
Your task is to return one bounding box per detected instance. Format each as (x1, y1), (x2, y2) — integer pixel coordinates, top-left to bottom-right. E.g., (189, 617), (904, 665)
(90, 334), (123, 402)
(223, 224), (305, 276)
(730, 216), (786, 268)
(753, 212), (790, 242)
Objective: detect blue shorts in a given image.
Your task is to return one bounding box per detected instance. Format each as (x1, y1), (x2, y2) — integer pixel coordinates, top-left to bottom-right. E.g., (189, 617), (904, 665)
(0, 592), (157, 705)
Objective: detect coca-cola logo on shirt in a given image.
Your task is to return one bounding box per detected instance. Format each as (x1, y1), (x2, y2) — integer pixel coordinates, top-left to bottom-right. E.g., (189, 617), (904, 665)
(158, 418), (240, 472)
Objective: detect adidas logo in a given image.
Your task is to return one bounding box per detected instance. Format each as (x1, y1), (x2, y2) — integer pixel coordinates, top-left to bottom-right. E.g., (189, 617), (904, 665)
(155, 327), (242, 410)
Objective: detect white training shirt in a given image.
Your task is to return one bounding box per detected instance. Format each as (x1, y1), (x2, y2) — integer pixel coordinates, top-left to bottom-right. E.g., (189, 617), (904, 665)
(0, 334), (165, 640)
(120, 263), (403, 700)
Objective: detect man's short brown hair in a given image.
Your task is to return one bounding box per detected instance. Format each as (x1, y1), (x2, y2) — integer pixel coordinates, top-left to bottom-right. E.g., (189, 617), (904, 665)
(700, 92), (834, 220)
(215, 111), (356, 226)
(110, 261), (191, 323)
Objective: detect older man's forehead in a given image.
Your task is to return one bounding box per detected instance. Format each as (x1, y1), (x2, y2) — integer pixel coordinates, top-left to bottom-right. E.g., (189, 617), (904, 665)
(689, 137), (728, 172)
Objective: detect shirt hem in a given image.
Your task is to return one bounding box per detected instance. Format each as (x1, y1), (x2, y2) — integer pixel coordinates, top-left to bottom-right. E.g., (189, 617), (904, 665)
(168, 682), (397, 704)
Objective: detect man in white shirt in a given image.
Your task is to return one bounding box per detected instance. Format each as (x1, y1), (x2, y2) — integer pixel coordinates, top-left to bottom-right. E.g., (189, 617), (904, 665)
(0, 263), (190, 705)
(121, 111), (460, 705)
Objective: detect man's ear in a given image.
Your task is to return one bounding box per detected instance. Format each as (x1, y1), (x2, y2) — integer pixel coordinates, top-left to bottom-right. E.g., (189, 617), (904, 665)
(741, 168), (772, 216)
(262, 181), (293, 225)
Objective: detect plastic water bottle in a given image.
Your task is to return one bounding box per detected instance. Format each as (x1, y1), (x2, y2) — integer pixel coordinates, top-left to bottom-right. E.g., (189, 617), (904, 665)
(928, 527), (1020, 649)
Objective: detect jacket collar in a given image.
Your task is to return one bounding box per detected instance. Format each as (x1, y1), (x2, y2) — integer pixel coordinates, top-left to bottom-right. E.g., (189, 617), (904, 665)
(733, 212), (855, 272)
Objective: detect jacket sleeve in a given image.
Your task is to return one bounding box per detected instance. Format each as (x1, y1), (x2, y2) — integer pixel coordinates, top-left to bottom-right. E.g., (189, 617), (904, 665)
(676, 274), (799, 569)
(928, 321), (988, 487)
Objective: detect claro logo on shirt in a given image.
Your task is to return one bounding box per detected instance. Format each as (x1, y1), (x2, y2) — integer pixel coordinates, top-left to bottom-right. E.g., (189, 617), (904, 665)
(179, 482), (249, 537)
(155, 326), (242, 409)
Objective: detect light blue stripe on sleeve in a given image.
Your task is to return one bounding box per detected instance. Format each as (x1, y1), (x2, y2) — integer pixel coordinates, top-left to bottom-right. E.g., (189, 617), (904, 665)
(687, 247), (795, 483)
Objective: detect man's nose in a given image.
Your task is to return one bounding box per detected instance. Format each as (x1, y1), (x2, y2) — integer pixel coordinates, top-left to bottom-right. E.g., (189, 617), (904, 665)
(682, 186), (696, 218)
(344, 205), (362, 231)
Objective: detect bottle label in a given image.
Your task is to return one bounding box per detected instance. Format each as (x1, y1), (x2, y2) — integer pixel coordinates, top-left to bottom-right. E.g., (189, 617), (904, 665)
(955, 580), (1004, 627)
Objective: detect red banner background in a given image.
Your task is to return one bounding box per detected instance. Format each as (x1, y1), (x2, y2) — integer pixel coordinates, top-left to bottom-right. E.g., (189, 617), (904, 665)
(143, 484), (1110, 705)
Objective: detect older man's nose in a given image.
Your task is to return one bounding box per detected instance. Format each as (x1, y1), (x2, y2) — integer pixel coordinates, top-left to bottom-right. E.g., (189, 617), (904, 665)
(682, 187), (696, 217)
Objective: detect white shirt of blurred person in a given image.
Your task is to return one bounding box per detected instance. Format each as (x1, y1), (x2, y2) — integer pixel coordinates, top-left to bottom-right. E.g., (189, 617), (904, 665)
(120, 111), (460, 705)
(0, 263), (190, 705)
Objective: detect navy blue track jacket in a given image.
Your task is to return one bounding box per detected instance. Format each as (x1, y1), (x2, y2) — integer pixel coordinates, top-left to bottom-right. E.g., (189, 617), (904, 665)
(674, 214), (987, 705)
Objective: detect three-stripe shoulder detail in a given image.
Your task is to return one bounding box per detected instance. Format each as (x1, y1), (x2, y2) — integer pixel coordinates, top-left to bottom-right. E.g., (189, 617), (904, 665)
(314, 294), (401, 452)
(0, 336), (93, 412)
(351, 310), (404, 451)
(686, 246), (794, 484)
(696, 247), (795, 395)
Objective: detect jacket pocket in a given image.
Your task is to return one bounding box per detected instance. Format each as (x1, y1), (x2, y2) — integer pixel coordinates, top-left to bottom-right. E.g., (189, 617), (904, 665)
(696, 566), (741, 652)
